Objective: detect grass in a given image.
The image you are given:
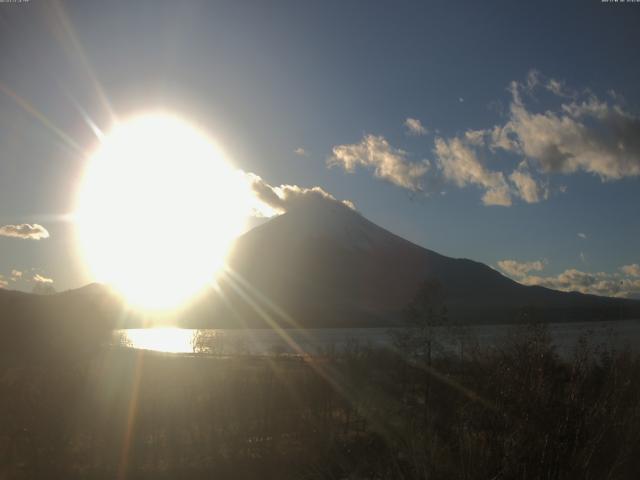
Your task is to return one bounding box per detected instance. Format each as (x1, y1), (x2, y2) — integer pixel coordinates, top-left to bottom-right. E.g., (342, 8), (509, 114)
(1, 322), (639, 479)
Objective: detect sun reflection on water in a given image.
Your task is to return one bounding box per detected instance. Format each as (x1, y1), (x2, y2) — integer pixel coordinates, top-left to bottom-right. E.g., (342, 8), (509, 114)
(123, 328), (195, 353)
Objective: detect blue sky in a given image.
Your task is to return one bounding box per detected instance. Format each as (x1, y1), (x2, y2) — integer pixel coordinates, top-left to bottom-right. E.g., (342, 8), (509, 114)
(1, 0), (639, 297)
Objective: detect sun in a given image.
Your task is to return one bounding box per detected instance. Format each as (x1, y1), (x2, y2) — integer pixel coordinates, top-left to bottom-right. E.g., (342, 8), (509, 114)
(75, 113), (252, 310)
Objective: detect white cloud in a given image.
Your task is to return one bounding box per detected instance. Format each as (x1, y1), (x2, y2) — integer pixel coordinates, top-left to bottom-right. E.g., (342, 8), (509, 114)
(329, 134), (429, 191)
(578, 232), (587, 239)
(10, 269), (22, 281)
(294, 147), (308, 156)
(441, 71), (640, 205)
(491, 74), (640, 180)
(0, 275), (7, 289)
(546, 78), (572, 98)
(464, 129), (486, 147)
(404, 117), (428, 136)
(33, 273), (53, 284)
(497, 258), (640, 298)
(521, 268), (640, 299)
(497, 259), (546, 278)
(247, 173), (356, 217)
(32, 274), (55, 295)
(433, 130), (549, 206)
(522, 70), (576, 98)
(481, 187), (512, 207)
(341, 199), (357, 211)
(621, 264), (640, 277)
(0, 224), (49, 240)
(434, 137), (512, 206)
(525, 69), (541, 91)
(509, 163), (544, 203)
(328, 71), (640, 207)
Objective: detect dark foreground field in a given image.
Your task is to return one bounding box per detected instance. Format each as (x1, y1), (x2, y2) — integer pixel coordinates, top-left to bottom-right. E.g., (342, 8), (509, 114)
(1, 322), (640, 480)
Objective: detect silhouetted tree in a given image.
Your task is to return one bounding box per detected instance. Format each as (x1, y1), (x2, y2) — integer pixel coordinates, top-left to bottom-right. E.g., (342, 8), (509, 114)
(396, 279), (447, 362)
(390, 279), (448, 425)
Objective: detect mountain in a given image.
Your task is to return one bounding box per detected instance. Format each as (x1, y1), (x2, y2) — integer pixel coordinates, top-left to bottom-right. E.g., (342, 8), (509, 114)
(211, 201), (639, 327)
(0, 283), (121, 363)
(2, 202), (639, 330)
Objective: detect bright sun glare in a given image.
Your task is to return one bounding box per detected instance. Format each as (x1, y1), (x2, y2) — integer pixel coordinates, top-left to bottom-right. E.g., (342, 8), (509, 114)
(76, 114), (252, 310)
(124, 328), (195, 353)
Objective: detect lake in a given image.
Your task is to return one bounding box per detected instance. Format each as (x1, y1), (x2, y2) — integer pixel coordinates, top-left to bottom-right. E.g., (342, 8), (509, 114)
(115, 319), (640, 357)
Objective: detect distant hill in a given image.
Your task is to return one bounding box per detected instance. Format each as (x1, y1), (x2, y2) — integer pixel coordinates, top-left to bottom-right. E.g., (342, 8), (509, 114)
(2, 202), (639, 329)
(0, 283), (120, 362)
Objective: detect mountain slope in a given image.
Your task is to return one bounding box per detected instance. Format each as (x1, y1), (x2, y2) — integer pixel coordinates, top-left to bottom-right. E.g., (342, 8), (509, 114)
(214, 202), (639, 327)
(0, 283), (121, 363)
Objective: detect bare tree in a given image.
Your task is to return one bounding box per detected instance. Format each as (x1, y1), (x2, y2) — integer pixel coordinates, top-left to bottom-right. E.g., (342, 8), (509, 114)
(391, 279), (448, 423)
